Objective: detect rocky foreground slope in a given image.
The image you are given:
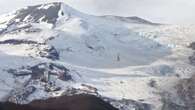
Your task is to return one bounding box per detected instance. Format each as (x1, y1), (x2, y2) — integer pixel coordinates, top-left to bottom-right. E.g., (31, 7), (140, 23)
(0, 94), (118, 110)
(0, 2), (195, 110)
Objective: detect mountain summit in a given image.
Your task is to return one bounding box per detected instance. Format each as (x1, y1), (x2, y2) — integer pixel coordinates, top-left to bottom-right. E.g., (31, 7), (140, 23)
(1, 2), (156, 25)
(0, 2), (195, 110)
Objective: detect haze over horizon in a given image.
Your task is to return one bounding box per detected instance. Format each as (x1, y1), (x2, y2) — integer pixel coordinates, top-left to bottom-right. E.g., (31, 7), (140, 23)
(0, 0), (194, 24)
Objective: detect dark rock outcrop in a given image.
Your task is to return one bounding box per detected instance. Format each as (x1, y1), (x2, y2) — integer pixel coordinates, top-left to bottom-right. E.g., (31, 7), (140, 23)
(0, 39), (39, 45)
(161, 93), (187, 110)
(101, 15), (160, 25)
(0, 38), (59, 60)
(164, 42), (195, 110)
(39, 46), (59, 60)
(162, 101), (187, 110)
(5, 63), (72, 104)
(30, 63), (71, 81)
(189, 42), (195, 50)
(0, 94), (118, 110)
(177, 75), (195, 110)
(9, 2), (61, 25)
(8, 86), (36, 104)
(7, 63), (72, 82)
(104, 98), (152, 110)
(188, 42), (195, 65)
(189, 54), (195, 65)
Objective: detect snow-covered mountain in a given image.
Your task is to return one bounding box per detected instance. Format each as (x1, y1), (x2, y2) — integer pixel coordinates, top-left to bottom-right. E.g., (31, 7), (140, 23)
(0, 2), (195, 110)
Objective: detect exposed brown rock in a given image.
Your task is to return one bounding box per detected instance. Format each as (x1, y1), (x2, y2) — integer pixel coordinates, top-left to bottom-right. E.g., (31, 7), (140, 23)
(0, 94), (118, 110)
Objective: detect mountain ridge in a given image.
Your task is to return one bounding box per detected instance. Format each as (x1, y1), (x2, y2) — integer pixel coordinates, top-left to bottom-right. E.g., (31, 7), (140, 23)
(0, 2), (195, 110)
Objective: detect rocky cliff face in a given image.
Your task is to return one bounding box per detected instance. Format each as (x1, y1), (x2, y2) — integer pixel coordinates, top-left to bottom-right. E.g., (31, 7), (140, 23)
(177, 75), (195, 110)
(176, 43), (195, 109)
(161, 42), (195, 110)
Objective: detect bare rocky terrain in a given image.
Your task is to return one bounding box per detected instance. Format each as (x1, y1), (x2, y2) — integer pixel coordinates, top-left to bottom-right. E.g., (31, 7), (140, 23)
(0, 94), (118, 110)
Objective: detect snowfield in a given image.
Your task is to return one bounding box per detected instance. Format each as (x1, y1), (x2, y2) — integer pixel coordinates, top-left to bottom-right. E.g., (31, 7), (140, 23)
(0, 2), (195, 110)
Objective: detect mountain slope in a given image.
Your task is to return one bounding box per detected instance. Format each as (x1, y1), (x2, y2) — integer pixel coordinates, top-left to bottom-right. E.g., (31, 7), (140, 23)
(0, 2), (195, 110)
(1, 94), (118, 110)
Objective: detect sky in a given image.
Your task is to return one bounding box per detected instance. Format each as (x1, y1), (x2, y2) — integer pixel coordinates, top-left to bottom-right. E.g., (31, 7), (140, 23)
(0, 0), (195, 24)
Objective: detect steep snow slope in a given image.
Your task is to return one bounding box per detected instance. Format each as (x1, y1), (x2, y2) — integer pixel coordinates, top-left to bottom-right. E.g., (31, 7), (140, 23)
(0, 2), (195, 110)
